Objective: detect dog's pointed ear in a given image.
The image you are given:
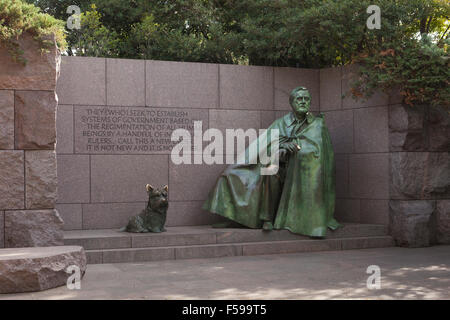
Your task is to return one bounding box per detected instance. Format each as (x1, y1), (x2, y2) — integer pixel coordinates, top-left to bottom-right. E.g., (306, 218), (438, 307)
(146, 184), (154, 192)
(163, 185), (169, 192)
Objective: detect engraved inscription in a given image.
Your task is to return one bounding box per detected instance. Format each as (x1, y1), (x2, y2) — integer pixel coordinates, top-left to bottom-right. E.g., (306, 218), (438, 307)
(74, 106), (207, 154)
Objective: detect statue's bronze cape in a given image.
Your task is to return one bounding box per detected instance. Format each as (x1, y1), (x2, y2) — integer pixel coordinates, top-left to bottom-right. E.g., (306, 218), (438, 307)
(203, 112), (341, 237)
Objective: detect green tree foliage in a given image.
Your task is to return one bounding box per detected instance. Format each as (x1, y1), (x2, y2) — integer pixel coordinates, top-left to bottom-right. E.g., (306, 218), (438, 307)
(0, 0), (66, 64)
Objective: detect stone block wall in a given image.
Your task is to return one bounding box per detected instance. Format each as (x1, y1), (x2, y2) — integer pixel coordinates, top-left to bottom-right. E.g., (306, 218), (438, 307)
(0, 34), (63, 248)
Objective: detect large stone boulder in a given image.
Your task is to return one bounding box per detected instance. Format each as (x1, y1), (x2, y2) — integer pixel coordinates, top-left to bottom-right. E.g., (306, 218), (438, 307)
(0, 246), (86, 294)
(436, 200), (450, 244)
(4, 210), (64, 248)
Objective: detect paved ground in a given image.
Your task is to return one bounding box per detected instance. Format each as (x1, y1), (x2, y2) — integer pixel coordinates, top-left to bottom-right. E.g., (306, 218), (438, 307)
(1, 245), (449, 300)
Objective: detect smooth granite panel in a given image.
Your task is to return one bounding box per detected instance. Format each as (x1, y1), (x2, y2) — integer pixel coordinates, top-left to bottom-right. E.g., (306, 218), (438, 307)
(56, 56), (106, 105)
(353, 106), (389, 153)
(91, 155), (168, 203)
(349, 153), (389, 199)
(57, 155), (90, 203)
(169, 163), (227, 201)
(220, 64), (273, 110)
(335, 199), (361, 223)
(0, 90), (14, 149)
(360, 199), (389, 225)
(322, 110), (353, 154)
(0, 150), (24, 210)
(56, 104), (73, 154)
(335, 154), (349, 198)
(107, 58), (145, 106)
(274, 67), (319, 111)
(342, 64), (388, 109)
(260, 111), (276, 128)
(166, 201), (225, 227)
(146, 60), (218, 109)
(56, 203), (82, 230)
(320, 67), (342, 111)
(175, 243), (242, 260)
(102, 247), (175, 263)
(0, 211), (4, 248)
(82, 202), (147, 229)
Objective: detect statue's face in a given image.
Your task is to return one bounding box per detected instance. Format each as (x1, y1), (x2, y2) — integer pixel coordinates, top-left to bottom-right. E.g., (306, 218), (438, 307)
(290, 90), (311, 115)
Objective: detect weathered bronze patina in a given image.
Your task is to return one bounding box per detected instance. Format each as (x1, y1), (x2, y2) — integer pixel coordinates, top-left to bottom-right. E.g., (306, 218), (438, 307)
(122, 184), (168, 233)
(203, 87), (341, 237)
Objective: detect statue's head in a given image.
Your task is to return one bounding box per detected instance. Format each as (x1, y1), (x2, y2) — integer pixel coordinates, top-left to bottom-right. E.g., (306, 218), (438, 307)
(289, 86), (311, 116)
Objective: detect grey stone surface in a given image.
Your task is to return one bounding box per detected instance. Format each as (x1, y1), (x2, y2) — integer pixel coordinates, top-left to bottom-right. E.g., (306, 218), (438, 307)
(65, 231), (131, 250)
(335, 154), (349, 198)
(56, 204), (82, 230)
(220, 64), (273, 110)
(390, 152), (450, 199)
(56, 104), (74, 154)
(0, 211), (4, 248)
(322, 110), (353, 154)
(102, 247), (175, 263)
(85, 251), (103, 264)
(15, 90), (57, 149)
(82, 202), (146, 229)
(243, 239), (341, 256)
(166, 201), (225, 227)
(389, 104), (426, 151)
(176, 243), (242, 260)
(436, 200), (450, 244)
(274, 67), (319, 111)
(25, 150), (57, 209)
(360, 199), (389, 225)
(0, 33), (60, 91)
(0, 150), (24, 210)
(4, 209), (64, 248)
(342, 64), (389, 109)
(428, 105), (450, 151)
(335, 199), (360, 223)
(349, 153), (389, 199)
(354, 106), (389, 153)
(107, 58), (145, 106)
(0, 246), (86, 294)
(389, 200), (435, 247)
(132, 232), (217, 248)
(260, 111), (276, 128)
(319, 67), (342, 111)
(340, 236), (394, 250)
(169, 163), (227, 201)
(147, 60), (218, 109)
(0, 90), (14, 149)
(57, 155), (90, 203)
(56, 56), (106, 105)
(90, 155), (168, 203)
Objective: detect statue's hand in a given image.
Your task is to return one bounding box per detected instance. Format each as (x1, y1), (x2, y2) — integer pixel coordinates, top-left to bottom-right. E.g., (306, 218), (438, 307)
(281, 141), (301, 154)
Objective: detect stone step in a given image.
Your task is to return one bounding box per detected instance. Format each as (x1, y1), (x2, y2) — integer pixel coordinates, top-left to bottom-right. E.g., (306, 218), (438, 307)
(85, 236), (394, 264)
(64, 223), (388, 250)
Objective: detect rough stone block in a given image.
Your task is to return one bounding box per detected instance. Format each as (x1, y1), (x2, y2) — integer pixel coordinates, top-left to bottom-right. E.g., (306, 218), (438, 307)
(15, 90), (57, 149)
(169, 163), (227, 201)
(56, 204), (82, 230)
(57, 155), (90, 203)
(0, 246), (86, 294)
(147, 60), (218, 109)
(91, 155), (168, 203)
(274, 67), (319, 111)
(0, 211), (4, 248)
(342, 64), (388, 109)
(0, 33), (60, 91)
(389, 104), (426, 151)
(360, 199), (389, 225)
(436, 200), (450, 244)
(0, 90), (14, 149)
(335, 199), (360, 223)
(349, 153), (389, 199)
(0, 150), (24, 210)
(220, 64), (273, 110)
(107, 58), (145, 106)
(56, 104), (74, 154)
(335, 154), (349, 198)
(354, 106), (389, 153)
(389, 200), (435, 247)
(4, 209), (64, 248)
(82, 202), (147, 229)
(320, 67), (342, 111)
(321, 110), (353, 154)
(56, 56), (106, 105)
(428, 105), (450, 151)
(25, 150), (57, 209)
(390, 152), (449, 199)
(166, 201), (225, 227)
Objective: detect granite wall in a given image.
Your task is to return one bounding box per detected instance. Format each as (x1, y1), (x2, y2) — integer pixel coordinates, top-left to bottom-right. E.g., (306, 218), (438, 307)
(55, 57), (398, 231)
(0, 34), (64, 248)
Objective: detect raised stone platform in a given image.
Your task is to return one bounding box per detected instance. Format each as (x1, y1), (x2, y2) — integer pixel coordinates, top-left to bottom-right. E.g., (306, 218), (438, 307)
(64, 224), (394, 264)
(0, 246), (87, 294)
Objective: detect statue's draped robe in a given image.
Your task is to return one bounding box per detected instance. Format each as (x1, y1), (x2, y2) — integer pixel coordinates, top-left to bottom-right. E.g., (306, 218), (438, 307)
(202, 112), (341, 237)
